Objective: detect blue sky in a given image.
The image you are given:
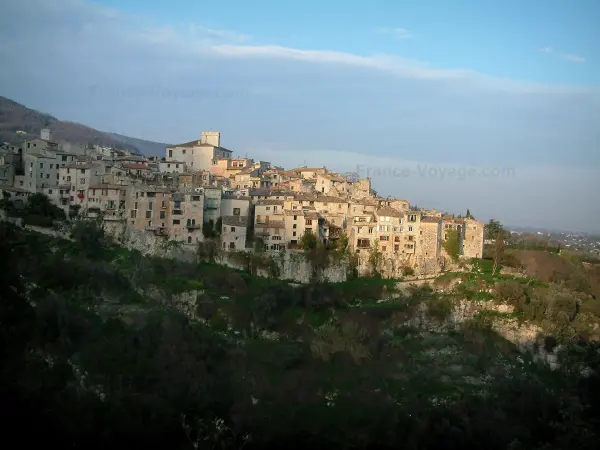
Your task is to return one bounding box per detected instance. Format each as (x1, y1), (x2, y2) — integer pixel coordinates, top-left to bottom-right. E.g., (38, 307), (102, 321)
(1, 0), (599, 232)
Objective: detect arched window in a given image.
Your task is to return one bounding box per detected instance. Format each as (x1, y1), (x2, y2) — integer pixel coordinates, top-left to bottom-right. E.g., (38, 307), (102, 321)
(187, 236), (192, 244)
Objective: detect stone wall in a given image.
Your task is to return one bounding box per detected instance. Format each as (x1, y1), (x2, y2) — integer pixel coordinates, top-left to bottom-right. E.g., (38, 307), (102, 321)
(218, 250), (347, 284)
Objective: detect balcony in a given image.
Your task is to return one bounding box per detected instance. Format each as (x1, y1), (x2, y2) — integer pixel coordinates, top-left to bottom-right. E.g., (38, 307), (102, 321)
(145, 225), (167, 235)
(185, 222), (202, 229)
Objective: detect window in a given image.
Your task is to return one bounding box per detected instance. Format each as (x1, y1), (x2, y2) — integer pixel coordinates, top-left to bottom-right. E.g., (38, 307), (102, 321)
(130, 210), (136, 218)
(173, 219), (180, 225)
(293, 224), (297, 229)
(146, 211), (151, 219)
(159, 211), (165, 219)
(192, 196), (200, 201)
(134, 202), (138, 209)
(48, 189), (53, 194)
(148, 203), (153, 210)
(188, 236), (192, 243)
(40, 163), (44, 169)
(233, 208), (240, 216)
(305, 219), (312, 225)
(182, 149), (186, 154)
(394, 245), (399, 251)
(408, 226), (413, 232)
(293, 215), (297, 220)
(231, 227), (236, 232)
(169, 150), (173, 157)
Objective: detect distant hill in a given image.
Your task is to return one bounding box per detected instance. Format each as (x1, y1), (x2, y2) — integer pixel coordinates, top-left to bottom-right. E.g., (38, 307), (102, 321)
(0, 96), (170, 155)
(109, 133), (170, 157)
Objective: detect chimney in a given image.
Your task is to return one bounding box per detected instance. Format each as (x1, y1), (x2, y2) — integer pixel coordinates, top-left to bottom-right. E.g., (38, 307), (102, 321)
(201, 131), (220, 147)
(41, 128), (52, 141)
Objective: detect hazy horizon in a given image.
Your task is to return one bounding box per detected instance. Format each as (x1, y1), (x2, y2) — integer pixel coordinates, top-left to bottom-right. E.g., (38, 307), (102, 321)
(1, 0), (599, 233)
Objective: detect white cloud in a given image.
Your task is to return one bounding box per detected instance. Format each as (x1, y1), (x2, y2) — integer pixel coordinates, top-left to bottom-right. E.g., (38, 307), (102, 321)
(377, 27), (413, 40)
(539, 46), (586, 64)
(188, 24), (252, 44)
(560, 53), (586, 63)
(5, 0), (595, 95)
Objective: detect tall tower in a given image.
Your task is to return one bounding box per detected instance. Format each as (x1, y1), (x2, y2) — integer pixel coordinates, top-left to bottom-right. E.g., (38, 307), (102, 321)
(41, 128), (52, 141)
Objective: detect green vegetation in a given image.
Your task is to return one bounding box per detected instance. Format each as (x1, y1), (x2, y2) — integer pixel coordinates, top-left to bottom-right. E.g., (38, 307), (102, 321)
(0, 192), (65, 226)
(443, 228), (460, 261)
(2, 220), (600, 449)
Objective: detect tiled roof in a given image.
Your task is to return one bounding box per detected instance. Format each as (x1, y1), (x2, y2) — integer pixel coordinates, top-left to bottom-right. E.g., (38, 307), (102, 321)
(222, 215), (248, 227)
(421, 216), (442, 224)
(255, 220), (285, 229)
(256, 199), (284, 206)
(375, 206), (403, 218)
(88, 184), (123, 190)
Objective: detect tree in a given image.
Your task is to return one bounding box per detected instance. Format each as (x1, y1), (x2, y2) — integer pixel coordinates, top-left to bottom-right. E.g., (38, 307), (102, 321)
(300, 231), (318, 251)
(70, 217), (107, 259)
(466, 209), (473, 219)
(443, 229), (460, 262)
(485, 219), (505, 241)
(492, 229), (505, 275)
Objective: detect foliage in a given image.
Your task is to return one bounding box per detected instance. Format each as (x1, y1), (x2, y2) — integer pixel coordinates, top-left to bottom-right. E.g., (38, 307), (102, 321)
(197, 238), (221, 263)
(300, 231), (318, 251)
(70, 217), (109, 259)
(368, 239), (382, 277)
(485, 219), (507, 241)
(202, 219), (220, 239)
(443, 228), (460, 262)
(402, 266), (415, 277)
(2, 222), (600, 449)
(492, 230), (506, 275)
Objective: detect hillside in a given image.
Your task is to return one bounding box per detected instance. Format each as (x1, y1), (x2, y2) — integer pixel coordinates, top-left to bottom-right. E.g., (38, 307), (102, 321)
(1, 217), (600, 449)
(0, 96), (170, 155)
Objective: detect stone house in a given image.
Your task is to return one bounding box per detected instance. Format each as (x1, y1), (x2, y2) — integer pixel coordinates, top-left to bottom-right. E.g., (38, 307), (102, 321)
(221, 194), (251, 219)
(158, 160), (185, 174)
(374, 206), (403, 254)
(315, 172), (348, 195)
(0, 185), (30, 208)
(86, 183), (127, 223)
(166, 131), (233, 172)
(57, 162), (105, 209)
(170, 191), (204, 245)
(203, 187), (221, 225)
(221, 216), (248, 250)
(125, 185), (170, 236)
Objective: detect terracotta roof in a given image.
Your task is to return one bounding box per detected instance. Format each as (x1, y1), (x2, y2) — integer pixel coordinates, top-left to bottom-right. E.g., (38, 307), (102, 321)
(255, 220), (285, 229)
(121, 163), (150, 170)
(249, 188), (271, 196)
(222, 215), (248, 227)
(256, 199), (284, 206)
(88, 184), (123, 190)
(376, 206), (403, 218)
(0, 185), (29, 193)
(421, 216), (442, 224)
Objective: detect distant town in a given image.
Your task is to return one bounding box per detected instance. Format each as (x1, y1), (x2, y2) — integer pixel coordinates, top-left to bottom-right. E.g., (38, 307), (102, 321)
(2, 128), (485, 276)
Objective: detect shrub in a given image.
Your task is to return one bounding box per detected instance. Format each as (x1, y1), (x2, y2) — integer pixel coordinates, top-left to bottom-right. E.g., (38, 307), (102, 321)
(401, 266), (415, 277)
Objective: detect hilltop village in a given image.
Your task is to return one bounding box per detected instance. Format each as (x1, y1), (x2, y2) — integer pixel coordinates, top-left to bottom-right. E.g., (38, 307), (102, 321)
(0, 129), (484, 277)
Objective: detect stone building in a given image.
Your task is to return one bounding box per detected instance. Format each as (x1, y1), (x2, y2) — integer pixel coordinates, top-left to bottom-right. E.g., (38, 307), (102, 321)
(221, 216), (248, 250)
(165, 131), (233, 172)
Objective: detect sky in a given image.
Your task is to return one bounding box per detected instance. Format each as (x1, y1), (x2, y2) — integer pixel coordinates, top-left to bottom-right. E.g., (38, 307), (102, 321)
(0, 0), (599, 232)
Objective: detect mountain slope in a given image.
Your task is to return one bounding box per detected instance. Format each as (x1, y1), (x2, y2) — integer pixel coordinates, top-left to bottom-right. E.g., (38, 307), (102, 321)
(0, 96), (170, 155)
